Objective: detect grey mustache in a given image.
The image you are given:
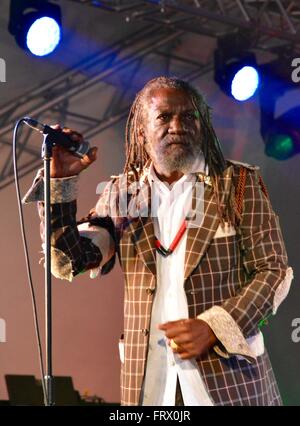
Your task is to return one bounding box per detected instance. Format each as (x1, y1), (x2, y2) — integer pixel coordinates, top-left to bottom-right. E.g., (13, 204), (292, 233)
(166, 141), (191, 147)
(164, 137), (191, 145)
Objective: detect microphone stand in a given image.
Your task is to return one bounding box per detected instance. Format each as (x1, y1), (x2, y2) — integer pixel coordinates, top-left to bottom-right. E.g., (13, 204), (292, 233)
(42, 134), (54, 406)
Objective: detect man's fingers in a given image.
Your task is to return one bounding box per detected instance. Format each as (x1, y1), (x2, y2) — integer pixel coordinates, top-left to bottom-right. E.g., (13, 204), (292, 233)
(177, 352), (196, 360)
(170, 342), (199, 359)
(158, 324), (168, 330)
(173, 340), (206, 358)
(50, 125), (85, 144)
(159, 322), (189, 340)
(158, 319), (187, 330)
(86, 146), (98, 162)
(89, 146), (98, 159)
(62, 127), (83, 142)
(167, 332), (191, 345)
(81, 147), (98, 167)
(51, 124), (62, 130)
(169, 339), (193, 350)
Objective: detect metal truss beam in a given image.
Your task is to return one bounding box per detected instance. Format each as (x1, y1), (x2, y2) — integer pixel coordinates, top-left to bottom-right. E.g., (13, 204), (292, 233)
(143, 0), (300, 42)
(68, 0), (300, 49)
(0, 25), (212, 190)
(5, 0), (298, 190)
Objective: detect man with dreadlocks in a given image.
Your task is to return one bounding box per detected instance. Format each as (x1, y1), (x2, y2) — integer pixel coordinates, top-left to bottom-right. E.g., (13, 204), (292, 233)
(24, 76), (292, 406)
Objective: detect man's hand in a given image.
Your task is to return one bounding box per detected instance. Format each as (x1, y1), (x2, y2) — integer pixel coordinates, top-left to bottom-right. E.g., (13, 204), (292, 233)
(158, 319), (218, 360)
(50, 125), (98, 178)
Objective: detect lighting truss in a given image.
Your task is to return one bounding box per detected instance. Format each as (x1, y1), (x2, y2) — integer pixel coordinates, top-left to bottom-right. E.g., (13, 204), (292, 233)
(0, 26), (212, 189)
(68, 0), (300, 52)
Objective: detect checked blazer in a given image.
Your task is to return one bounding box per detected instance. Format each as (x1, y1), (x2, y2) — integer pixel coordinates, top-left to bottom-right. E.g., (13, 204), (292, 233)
(25, 159), (292, 406)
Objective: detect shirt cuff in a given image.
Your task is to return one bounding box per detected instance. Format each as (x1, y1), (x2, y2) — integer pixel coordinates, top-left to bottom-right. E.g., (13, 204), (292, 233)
(197, 305), (256, 364)
(22, 169), (79, 204)
(77, 223), (115, 279)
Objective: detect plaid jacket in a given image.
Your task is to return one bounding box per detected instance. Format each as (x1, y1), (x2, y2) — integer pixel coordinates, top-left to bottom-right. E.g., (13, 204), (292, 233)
(24, 159), (292, 406)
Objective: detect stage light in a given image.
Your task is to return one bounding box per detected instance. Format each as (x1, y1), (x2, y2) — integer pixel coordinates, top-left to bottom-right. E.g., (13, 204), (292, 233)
(259, 64), (300, 160)
(214, 34), (260, 101)
(231, 65), (260, 101)
(261, 106), (300, 160)
(265, 134), (294, 160)
(8, 0), (62, 56)
(26, 16), (61, 56)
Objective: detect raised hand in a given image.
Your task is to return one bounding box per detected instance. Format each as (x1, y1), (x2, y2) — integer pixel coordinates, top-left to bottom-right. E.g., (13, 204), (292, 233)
(50, 125), (98, 178)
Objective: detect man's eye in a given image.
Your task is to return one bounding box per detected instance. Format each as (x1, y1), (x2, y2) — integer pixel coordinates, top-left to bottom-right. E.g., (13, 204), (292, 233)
(185, 112), (195, 120)
(158, 114), (170, 121)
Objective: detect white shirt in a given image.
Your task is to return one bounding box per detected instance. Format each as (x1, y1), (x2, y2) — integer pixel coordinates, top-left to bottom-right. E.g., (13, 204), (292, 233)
(140, 158), (214, 406)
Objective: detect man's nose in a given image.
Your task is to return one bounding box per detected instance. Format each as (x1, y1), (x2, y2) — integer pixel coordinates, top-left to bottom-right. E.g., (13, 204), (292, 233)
(168, 116), (187, 134)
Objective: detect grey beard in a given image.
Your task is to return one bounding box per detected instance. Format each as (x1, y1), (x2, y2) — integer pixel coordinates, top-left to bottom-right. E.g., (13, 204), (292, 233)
(148, 143), (203, 175)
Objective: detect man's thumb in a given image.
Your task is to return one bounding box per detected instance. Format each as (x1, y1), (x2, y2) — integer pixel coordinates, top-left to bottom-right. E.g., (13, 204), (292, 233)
(81, 146), (98, 166)
(88, 146), (98, 160)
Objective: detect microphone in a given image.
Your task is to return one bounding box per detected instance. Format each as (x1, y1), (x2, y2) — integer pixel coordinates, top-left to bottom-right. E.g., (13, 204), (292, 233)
(23, 117), (90, 158)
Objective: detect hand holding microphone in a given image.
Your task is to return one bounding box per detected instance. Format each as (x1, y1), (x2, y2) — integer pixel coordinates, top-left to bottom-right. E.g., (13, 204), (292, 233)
(24, 118), (98, 178)
(48, 125), (98, 179)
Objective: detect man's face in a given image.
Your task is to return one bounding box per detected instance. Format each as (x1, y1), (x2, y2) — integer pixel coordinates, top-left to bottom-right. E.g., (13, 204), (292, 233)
(141, 87), (202, 174)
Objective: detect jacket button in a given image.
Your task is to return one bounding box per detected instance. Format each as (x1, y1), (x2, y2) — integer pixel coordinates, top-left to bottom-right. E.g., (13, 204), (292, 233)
(146, 288), (154, 295)
(141, 329), (149, 336)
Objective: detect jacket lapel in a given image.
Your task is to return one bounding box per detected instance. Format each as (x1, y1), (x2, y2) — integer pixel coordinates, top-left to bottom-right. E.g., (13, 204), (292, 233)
(128, 177), (157, 276)
(184, 166), (233, 280)
(126, 165), (233, 279)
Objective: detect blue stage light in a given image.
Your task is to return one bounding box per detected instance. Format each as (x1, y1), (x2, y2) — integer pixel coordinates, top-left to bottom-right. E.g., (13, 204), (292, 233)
(8, 1), (62, 56)
(26, 16), (61, 57)
(214, 34), (260, 102)
(214, 53), (260, 102)
(231, 65), (260, 101)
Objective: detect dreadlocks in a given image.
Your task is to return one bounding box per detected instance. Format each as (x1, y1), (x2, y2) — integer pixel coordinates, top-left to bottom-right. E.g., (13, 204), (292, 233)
(123, 76), (232, 224)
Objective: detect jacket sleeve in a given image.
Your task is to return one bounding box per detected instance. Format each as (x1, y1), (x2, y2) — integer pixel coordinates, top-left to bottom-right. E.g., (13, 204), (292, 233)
(198, 166), (293, 362)
(22, 170), (116, 282)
